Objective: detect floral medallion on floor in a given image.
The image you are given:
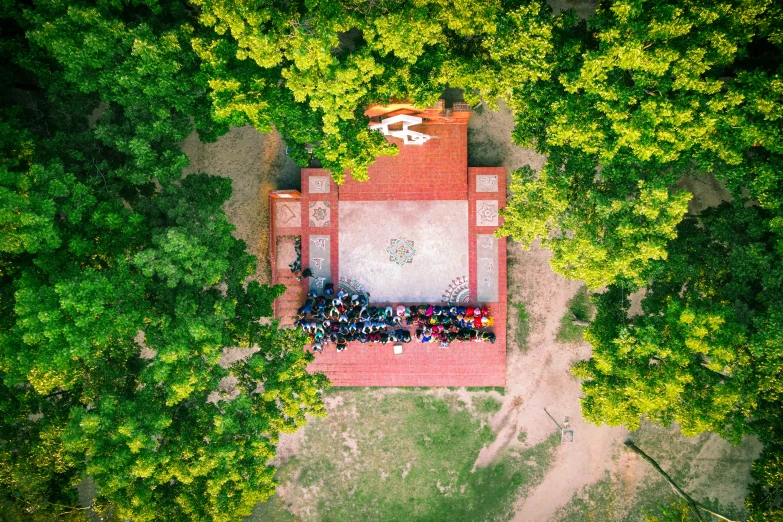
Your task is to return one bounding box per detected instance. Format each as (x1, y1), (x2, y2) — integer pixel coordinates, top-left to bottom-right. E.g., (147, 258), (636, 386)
(386, 237), (416, 266)
(441, 276), (470, 303)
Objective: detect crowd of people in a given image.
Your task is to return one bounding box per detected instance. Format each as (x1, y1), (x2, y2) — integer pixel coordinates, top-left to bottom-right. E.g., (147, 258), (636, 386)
(296, 283), (496, 353)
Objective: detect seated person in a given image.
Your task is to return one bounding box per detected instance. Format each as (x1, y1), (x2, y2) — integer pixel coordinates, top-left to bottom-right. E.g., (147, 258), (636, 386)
(298, 298), (314, 315)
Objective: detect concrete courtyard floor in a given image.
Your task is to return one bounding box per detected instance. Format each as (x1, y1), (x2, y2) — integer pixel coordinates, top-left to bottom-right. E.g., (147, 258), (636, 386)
(339, 201), (468, 303)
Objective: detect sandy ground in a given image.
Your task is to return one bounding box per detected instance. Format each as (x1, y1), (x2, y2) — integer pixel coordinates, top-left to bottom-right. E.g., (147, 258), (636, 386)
(468, 101), (633, 521)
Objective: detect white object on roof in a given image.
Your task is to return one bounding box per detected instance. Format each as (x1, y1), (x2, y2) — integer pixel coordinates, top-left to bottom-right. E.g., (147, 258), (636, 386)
(370, 115), (432, 145)
(393, 344), (403, 355)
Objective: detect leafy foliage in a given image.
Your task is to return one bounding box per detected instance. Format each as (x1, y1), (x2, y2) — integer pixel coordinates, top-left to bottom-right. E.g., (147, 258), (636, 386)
(502, 0), (783, 288)
(190, 0), (555, 181)
(0, 3), (327, 521)
(575, 204), (780, 441)
(747, 444), (783, 521)
(573, 203), (783, 520)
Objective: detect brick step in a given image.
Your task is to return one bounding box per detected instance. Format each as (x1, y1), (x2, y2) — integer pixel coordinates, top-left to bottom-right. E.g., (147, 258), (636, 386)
(340, 194), (468, 201)
(276, 305), (302, 314)
(275, 279), (302, 288)
(277, 292), (305, 306)
(277, 294), (303, 303)
(278, 297), (304, 306)
(277, 285), (302, 294)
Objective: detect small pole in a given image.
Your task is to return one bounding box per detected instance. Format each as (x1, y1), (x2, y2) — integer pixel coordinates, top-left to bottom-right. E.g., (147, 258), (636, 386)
(543, 408), (563, 431)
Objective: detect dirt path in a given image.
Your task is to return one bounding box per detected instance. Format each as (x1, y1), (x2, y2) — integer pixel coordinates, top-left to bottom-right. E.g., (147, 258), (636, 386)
(477, 241), (631, 522)
(469, 99), (746, 522)
(468, 103), (635, 521)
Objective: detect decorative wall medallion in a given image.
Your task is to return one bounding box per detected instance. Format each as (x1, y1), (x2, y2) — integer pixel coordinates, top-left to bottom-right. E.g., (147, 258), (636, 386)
(476, 175), (499, 192)
(276, 201), (301, 227)
(338, 276), (365, 296)
(309, 176), (331, 194)
(387, 237), (417, 266)
(476, 200), (499, 227)
(441, 276), (470, 304)
(309, 201), (331, 227)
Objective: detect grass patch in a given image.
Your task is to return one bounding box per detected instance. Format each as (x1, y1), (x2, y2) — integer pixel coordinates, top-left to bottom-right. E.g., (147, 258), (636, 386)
(472, 395), (503, 415)
(465, 386), (505, 395)
(510, 300), (531, 351)
(556, 286), (592, 343)
(245, 493), (299, 522)
(552, 472), (617, 522)
(265, 389), (559, 522)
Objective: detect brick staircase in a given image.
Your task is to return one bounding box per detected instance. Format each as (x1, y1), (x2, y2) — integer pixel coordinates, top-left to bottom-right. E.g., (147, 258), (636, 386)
(274, 269), (305, 327)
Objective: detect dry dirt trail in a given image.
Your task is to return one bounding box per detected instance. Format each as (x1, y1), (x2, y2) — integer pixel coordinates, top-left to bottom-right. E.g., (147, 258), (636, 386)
(477, 241), (631, 522)
(469, 99), (744, 521)
(468, 103), (635, 522)
(181, 125), (300, 285)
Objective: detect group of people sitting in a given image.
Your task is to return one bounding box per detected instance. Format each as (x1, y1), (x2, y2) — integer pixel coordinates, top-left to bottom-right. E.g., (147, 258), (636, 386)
(296, 283), (496, 353)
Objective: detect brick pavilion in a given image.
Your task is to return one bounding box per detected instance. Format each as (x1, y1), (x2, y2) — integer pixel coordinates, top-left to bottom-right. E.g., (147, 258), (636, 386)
(269, 101), (507, 386)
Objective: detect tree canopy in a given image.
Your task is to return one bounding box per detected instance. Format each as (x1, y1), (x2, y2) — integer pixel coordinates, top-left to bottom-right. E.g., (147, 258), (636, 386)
(189, 0), (554, 181)
(501, 0), (783, 288)
(2, 0), (783, 520)
(0, 2), (326, 520)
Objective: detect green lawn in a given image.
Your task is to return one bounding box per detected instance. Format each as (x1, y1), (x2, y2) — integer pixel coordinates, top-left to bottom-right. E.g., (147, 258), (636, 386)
(510, 300), (532, 351)
(556, 286), (593, 343)
(249, 389), (559, 522)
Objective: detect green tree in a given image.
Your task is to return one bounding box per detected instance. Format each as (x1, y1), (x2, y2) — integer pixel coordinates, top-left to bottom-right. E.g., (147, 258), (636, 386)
(501, 151), (691, 289)
(573, 203), (782, 443)
(0, 4), (328, 520)
(191, 0), (555, 181)
(512, 0), (783, 171)
(503, 0), (783, 287)
(747, 444), (783, 521)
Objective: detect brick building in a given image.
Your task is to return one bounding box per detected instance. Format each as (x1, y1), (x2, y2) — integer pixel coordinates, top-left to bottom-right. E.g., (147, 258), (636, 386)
(269, 101), (507, 386)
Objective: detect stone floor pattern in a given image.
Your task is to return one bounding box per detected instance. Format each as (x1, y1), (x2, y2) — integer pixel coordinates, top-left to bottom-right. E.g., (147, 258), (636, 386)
(269, 102), (507, 386)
